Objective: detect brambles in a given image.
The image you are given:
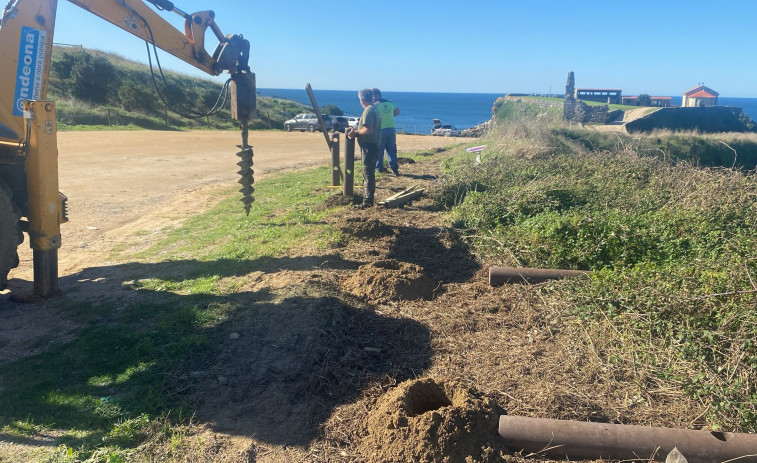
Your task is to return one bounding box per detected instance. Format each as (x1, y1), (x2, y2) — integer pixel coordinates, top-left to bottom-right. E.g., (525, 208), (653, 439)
(442, 110), (757, 431)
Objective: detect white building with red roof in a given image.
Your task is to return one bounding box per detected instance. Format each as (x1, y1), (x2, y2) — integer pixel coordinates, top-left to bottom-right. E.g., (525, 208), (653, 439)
(682, 85), (719, 107)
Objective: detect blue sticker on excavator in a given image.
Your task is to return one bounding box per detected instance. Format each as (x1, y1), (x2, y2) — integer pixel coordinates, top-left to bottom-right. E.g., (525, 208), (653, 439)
(13, 26), (46, 116)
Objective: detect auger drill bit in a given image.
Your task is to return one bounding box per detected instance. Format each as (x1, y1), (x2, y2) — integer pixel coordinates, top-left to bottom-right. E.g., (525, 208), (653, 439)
(237, 120), (255, 215)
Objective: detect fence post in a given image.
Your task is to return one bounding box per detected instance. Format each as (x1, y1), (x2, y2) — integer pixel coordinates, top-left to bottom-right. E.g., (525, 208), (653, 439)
(107, 108), (111, 126)
(331, 132), (341, 186)
(344, 134), (355, 197)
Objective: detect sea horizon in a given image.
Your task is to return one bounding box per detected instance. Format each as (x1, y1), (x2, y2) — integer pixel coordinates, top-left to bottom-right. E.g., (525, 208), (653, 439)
(259, 88), (504, 134)
(259, 88), (757, 133)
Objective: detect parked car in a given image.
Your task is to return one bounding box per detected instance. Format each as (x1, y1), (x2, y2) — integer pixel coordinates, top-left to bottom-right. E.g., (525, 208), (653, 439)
(346, 116), (359, 128)
(431, 124), (461, 137)
(284, 113), (334, 132)
(321, 115), (335, 132)
(333, 116), (349, 132)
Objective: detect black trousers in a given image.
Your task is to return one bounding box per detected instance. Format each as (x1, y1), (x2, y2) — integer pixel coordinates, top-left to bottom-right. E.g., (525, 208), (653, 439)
(360, 142), (378, 205)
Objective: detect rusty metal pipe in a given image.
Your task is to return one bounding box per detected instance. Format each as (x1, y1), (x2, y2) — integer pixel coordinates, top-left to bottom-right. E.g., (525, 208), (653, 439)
(499, 415), (757, 463)
(489, 266), (589, 286)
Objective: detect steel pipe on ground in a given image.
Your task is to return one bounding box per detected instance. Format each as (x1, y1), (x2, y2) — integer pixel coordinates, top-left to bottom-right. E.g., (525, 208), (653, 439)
(499, 415), (757, 463)
(489, 266), (590, 286)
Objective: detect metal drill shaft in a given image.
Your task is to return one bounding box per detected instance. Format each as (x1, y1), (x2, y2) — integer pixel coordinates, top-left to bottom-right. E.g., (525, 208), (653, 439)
(237, 120), (254, 215)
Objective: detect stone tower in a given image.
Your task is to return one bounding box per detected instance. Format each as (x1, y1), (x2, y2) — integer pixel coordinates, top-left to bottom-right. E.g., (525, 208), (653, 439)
(563, 71), (576, 121)
(566, 71), (575, 99)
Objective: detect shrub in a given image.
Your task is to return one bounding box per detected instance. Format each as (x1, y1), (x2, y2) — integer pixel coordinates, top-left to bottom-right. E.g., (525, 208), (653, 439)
(52, 51), (116, 104)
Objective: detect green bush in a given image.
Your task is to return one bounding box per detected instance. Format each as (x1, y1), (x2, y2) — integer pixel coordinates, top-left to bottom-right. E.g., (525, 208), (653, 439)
(52, 51), (116, 104)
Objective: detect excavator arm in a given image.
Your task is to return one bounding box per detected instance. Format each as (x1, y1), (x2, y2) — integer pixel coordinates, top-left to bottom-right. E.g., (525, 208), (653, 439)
(0, 0), (256, 297)
(67, 0), (245, 76)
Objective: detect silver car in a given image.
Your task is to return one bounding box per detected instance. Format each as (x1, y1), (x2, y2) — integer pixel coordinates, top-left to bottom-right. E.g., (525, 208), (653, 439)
(431, 118), (461, 136)
(284, 114), (333, 132)
(431, 124), (461, 137)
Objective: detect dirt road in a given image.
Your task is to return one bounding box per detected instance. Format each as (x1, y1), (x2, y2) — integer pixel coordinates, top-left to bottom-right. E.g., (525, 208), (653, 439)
(8, 130), (464, 285)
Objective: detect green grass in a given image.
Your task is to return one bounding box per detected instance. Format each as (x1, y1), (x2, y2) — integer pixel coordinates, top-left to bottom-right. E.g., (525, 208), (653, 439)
(0, 166), (343, 460)
(133, 166), (335, 265)
(512, 95), (644, 112)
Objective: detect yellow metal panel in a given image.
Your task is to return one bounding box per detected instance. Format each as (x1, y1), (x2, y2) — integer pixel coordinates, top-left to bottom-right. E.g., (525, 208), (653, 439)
(24, 100), (61, 251)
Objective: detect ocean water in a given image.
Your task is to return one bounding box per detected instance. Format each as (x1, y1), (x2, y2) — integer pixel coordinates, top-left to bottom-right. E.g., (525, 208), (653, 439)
(259, 88), (500, 134)
(259, 88), (757, 133)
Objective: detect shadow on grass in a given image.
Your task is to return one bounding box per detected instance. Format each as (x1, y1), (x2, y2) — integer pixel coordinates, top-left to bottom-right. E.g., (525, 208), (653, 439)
(0, 254), (432, 452)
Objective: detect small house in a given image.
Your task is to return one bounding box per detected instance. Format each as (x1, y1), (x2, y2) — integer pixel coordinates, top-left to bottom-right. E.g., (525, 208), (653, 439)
(650, 96), (672, 107)
(621, 96), (672, 107)
(682, 85), (719, 107)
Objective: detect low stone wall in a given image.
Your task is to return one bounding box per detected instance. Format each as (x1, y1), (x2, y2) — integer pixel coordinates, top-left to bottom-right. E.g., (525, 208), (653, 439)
(562, 71), (608, 124)
(626, 106), (756, 133)
(564, 98), (608, 124)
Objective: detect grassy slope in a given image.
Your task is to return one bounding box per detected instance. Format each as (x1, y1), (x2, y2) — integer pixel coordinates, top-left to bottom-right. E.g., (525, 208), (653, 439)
(520, 95), (643, 112)
(48, 47), (309, 131)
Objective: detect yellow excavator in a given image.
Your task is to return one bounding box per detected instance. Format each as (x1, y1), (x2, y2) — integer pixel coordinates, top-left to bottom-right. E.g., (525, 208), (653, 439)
(0, 0), (256, 298)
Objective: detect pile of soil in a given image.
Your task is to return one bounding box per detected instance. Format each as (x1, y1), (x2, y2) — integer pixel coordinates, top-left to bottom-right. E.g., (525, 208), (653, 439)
(342, 259), (437, 303)
(316, 193), (354, 211)
(338, 216), (396, 240)
(354, 378), (508, 463)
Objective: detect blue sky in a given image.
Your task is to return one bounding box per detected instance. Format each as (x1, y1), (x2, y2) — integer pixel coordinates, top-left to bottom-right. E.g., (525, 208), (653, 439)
(52, 0), (757, 97)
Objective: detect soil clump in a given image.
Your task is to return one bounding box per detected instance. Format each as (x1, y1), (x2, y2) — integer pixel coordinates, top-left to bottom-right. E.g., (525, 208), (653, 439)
(354, 378), (508, 463)
(342, 259), (437, 303)
(338, 216), (396, 240)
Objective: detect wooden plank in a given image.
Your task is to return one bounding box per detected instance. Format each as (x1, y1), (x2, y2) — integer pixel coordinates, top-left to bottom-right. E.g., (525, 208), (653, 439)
(379, 185), (418, 204)
(305, 83), (332, 150)
(380, 189), (424, 208)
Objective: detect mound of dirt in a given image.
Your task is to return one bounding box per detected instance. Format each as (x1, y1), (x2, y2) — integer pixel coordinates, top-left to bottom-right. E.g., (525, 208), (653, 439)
(355, 378), (507, 463)
(316, 193), (355, 211)
(342, 259), (436, 303)
(338, 216), (396, 240)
